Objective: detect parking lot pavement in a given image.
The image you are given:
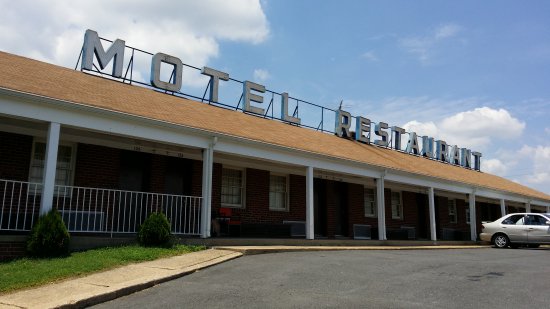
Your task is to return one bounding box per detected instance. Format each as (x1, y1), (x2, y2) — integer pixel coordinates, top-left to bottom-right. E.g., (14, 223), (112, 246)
(92, 247), (550, 309)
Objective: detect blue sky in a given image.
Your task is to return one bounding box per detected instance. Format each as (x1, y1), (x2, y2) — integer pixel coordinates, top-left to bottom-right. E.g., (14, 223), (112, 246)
(1, 0), (549, 194)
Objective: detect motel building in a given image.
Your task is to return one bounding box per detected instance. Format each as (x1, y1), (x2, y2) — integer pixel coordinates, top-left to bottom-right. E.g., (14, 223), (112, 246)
(1, 30), (550, 257)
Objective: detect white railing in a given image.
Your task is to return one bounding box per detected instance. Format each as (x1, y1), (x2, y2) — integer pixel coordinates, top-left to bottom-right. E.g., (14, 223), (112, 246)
(0, 179), (202, 236)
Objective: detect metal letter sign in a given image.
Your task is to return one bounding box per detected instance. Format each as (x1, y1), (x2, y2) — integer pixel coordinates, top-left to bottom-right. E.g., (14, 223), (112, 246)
(243, 81), (266, 114)
(391, 126), (405, 150)
(355, 117), (371, 143)
(374, 122), (389, 147)
(82, 29), (125, 77)
(406, 132), (419, 155)
(201, 66), (229, 103)
(281, 92), (301, 124)
(150, 53), (183, 92)
(335, 109), (352, 138)
(80, 30), (484, 172)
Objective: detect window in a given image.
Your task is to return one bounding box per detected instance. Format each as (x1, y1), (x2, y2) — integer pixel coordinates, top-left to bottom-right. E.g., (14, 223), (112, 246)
(448, 199), (457, 224)
(269, 174), (288, 211)
(364, 187), (377, 217)
(526, 215), (548, 226)
(465, 206), (470, 225)
(221, 168), (244, 208)
(391, 191), (403, 219)
(29, 141), (76, 193)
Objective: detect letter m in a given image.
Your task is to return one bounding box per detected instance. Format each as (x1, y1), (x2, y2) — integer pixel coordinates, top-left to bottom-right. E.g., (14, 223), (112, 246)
(81, 29), (125, 78)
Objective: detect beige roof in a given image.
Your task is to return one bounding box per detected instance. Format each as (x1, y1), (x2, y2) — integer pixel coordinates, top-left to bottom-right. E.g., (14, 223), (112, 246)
(1, 51), (549, 201)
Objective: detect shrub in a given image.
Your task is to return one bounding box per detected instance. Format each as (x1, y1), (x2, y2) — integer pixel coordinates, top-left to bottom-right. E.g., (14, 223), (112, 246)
(26, 209), (70, 258)
(138, 213), (173, 247)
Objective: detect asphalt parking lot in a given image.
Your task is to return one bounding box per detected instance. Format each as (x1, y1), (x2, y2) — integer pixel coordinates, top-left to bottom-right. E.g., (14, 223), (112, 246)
(92, 248), (550, 309)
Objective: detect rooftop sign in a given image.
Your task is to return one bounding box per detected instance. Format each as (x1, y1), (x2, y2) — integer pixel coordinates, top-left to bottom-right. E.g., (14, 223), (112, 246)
(79, 29), (482, 171)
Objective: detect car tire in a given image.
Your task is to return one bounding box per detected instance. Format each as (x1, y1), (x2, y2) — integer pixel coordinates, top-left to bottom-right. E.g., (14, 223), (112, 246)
(528, 244), (540, 248)
(492, 234), (510, 248)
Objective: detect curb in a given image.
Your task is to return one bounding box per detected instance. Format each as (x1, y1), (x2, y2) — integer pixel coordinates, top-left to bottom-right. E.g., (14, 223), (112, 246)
(215, 245), (491, 255)
(0, 250), (243, 309)
(63, 251), (243, 309)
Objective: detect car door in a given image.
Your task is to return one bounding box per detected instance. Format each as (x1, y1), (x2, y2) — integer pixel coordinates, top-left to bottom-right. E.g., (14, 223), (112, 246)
(526, 215), (550, 244)
(502, 214), (528, 242)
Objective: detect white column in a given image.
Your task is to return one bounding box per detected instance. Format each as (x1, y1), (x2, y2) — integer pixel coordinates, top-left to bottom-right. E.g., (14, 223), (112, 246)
(500, 199), (506, 216)
(469, 190), (476, 241)
(305, 166), (314, 240)
(525, 201), (531, 213)
(376, 176), (386, 240)
(428, 187), (437, 241)
(200, 141), (214, 238)
(39, 122), (60, 215)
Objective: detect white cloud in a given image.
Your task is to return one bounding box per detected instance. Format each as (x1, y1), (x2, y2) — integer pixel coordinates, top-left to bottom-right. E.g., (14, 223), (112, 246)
(253, 68), (270, 82)
(483, 158), (509, 176)
(0, 0), (269, 87)
(399, 23), (463, 64)
(439, 107), (525, 147)
(400, 107), (524, 151)
(402, 120), (439, 138)
(361, 51), (379, 62)
(519, 145), (550, 185)
(435, 23), (462, 39)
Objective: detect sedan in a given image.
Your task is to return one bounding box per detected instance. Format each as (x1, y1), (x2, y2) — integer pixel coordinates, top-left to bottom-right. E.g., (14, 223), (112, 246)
(480, 213), (550, 248)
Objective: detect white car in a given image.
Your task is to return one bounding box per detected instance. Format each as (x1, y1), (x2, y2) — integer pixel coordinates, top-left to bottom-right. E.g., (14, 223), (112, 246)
(480, 213), (550, 248)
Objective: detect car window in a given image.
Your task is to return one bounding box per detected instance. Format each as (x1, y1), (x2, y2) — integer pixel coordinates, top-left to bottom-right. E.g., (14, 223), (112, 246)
(502, 215), (525, 225)
(527, 215), (548, 226)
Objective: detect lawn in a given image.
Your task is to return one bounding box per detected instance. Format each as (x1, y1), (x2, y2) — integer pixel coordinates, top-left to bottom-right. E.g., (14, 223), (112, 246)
(0, 244), (205, 294)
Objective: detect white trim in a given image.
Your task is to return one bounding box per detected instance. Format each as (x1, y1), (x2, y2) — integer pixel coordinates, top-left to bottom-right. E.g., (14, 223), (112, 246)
(1, 88), (549, 207)
(376, 177), (386, 240)
(39, 122), (60, 215)
(390, 190), (403, 220)
(306, 166), (314, 240)
(29, 138), (77, 191)
(448, 199), (458, 224)
(220, 166), (245, 209)
(269, 173), (289, 212)
(364, 186), (377, 218)
(469, 192), (477, 241)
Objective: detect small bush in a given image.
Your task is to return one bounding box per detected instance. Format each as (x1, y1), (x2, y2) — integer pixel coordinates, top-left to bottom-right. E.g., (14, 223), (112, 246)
(138, 213), (173, 247)
(27, 209), (70, 258)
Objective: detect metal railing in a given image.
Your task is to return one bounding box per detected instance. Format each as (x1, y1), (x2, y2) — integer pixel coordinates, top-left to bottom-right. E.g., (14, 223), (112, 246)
(0, 179), (202, 236)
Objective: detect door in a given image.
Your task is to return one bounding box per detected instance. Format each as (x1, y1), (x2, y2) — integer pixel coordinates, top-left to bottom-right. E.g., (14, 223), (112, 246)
(416, 194), (428, 239)
(525, 215), (550, 244)
(313, 179), (327, 237)
(501, 214), (528, 242)
(118, 151), (151, 231)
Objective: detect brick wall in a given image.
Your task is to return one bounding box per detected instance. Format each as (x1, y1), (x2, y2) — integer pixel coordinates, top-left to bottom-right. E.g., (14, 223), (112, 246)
(74, 143), (120, 189)
(0, 132), (33, 181)
(213, 168), (306, 224)
(149, 154), (166, 194)
(325, 180), (337, 237)
(0, 241), (26, 261)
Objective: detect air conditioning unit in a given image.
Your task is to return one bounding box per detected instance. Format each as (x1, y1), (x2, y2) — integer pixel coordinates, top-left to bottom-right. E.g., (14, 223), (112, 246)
(353, 224), (371, 240)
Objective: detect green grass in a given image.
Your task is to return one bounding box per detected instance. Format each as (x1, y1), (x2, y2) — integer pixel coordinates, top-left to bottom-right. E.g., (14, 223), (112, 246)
(0, 244), (205, 294)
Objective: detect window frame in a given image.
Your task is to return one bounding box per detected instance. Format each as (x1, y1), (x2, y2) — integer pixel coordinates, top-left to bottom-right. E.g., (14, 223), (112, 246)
(390, 191), (403, 220)
(448, 199), (457, 224)
(465, 206), (470, 225)
(269, 173), (289, 211)
(364, 187), (377, 218)
(28, 139), (77, 195)
(220, 166), (246, 208)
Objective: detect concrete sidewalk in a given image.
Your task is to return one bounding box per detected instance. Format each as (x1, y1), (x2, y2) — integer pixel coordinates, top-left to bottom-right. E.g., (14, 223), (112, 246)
(0, 244), (488, 309)
(0, 249), (242, 309)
